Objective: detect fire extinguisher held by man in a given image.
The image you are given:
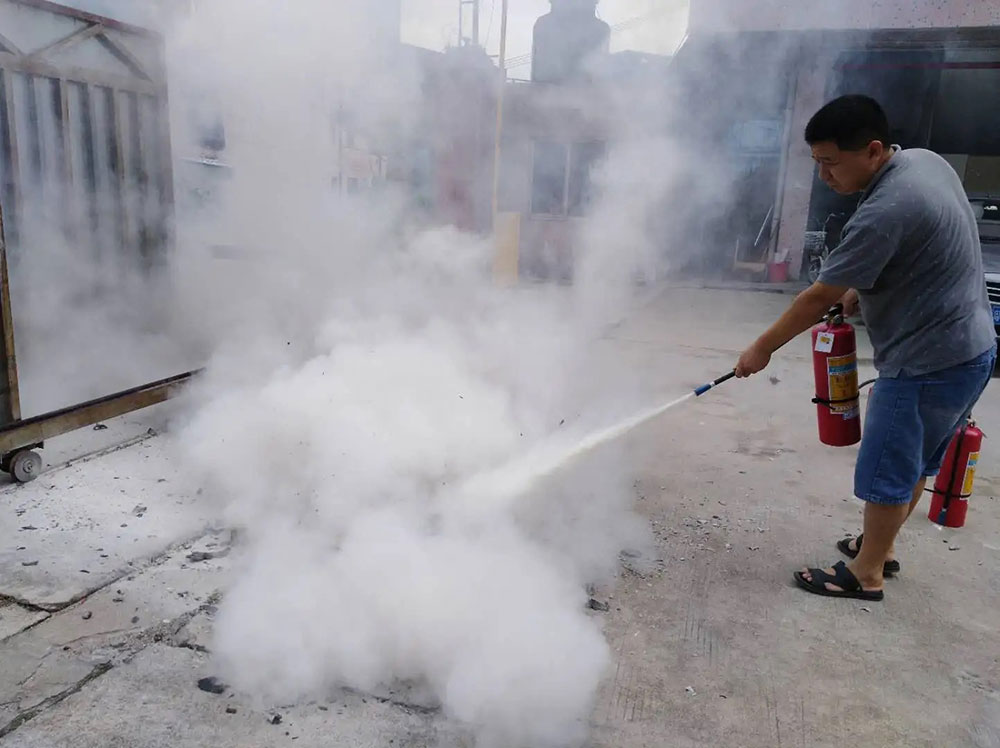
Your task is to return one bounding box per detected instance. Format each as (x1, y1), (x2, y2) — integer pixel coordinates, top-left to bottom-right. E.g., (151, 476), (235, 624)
(734, 95), (997, 602)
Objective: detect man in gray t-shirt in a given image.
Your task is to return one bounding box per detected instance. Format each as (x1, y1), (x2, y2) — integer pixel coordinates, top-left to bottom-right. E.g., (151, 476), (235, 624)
(819, 143), (994, 377)
(735, 95), (995, 603)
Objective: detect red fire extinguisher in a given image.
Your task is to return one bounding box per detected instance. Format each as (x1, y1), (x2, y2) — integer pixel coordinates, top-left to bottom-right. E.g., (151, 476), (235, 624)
(811, 305), (862, 447)
(928, 420), (983, 528)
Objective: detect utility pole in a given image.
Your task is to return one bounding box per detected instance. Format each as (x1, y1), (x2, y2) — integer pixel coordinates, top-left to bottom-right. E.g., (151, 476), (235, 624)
(459, 0), (480, 46)
(490, 0), (508, 220)
(490, 0), (512, 282)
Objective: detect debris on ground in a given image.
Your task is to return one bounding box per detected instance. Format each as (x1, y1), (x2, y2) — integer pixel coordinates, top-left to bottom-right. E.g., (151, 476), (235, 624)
(197, 677), (228, 695)
(131, 505), (148, 517)
(269, 714), (283, 725)
(587, 599), (610, 612)
(187, 548), (230, 563)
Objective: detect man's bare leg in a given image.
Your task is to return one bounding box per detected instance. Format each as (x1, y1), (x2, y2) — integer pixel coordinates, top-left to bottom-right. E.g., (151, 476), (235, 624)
(844, 477), (926, 562)
(804, 498), (909, 592)
(807, 478), (926, 591)
(848, 501), (911, 589)
(903, 477), (927, 521)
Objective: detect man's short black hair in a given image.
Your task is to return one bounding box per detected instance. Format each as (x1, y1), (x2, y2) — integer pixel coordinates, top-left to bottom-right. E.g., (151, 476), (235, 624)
(804, 95), (890, 151)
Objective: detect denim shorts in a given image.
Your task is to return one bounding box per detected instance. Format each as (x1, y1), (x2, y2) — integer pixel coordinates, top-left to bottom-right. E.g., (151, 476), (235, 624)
(855, 345), (996, 505)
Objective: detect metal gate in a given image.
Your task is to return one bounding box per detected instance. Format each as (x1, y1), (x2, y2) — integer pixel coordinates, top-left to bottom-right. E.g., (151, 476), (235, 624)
(0, 0), (195, 482)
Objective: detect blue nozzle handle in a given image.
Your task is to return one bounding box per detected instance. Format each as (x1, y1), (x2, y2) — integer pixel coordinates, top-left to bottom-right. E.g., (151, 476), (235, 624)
(694, 370), (736, 397)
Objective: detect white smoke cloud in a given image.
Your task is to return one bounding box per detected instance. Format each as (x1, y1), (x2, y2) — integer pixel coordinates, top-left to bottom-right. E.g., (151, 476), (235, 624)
(174, 212), (649, 743)
(164, 1), (664, 745)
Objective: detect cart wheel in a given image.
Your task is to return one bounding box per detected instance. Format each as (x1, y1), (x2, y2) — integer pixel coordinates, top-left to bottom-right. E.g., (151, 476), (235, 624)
(10, 450), (42, 483)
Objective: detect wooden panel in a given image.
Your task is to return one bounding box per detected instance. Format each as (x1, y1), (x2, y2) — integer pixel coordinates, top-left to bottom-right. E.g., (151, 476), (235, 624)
(0, 51), (161, 94)
(0, 68), (21, 244)
(10, 0), (159, 39)
(0, 370), (198, 454)
(0, 200), (18, 422)
(57, 77), (69, 182)
(110, 86), (129, 260)
(26, 21), (102, 60)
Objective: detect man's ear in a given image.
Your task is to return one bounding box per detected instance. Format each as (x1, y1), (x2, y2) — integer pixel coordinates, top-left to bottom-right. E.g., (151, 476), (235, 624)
(867, 140), (885, 161)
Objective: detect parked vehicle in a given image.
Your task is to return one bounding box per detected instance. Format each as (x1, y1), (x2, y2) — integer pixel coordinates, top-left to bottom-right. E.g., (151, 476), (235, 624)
(973, 195), (1000, 345)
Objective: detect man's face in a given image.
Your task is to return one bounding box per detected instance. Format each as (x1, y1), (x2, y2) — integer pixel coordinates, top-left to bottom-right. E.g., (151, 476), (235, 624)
(811, 140), (887, 195)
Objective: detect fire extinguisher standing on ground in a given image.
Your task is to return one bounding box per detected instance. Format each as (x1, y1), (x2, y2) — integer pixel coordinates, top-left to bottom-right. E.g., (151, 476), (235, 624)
(811, 305), (862, 447)
(929, 420), (983, 528)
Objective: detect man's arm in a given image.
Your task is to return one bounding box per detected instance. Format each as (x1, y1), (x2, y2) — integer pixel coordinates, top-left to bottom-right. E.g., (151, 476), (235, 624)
(735, 282), (849, 378)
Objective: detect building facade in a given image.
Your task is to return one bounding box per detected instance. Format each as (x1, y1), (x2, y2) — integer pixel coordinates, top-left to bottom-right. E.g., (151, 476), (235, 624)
(682, 0), (1000, 280)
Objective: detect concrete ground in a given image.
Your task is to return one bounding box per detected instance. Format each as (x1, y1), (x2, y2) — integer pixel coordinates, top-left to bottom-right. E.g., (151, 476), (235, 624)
(2, 286), (998, 748)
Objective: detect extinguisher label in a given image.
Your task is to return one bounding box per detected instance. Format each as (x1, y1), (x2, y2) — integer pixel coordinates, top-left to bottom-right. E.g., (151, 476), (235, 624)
(962, 451), (979, 497)
(827, 354), (859, 416)
(815, 333), (835, 353)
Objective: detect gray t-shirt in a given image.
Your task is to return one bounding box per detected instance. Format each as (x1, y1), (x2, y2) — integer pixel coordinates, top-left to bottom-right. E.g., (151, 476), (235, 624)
(818, 146), (995, 377)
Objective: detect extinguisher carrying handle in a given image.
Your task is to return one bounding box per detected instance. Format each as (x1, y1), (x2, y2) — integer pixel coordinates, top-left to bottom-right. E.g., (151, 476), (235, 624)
(811, 379), (875, 410)
(927, 487), (973, 500)
(811, 394), (860, 408)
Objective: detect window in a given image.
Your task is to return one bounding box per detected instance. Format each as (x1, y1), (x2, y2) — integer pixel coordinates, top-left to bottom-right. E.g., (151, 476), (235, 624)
(568, 142), (605, 216)
(531, 140), (605, 217)
(531, 141), (567, 215)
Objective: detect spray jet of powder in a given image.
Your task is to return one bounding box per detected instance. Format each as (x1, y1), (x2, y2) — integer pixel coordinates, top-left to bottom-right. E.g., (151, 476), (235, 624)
(455, 391), (696, 517)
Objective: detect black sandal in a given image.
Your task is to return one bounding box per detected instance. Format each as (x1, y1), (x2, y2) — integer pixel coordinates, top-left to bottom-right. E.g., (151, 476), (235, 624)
(837, 534), (901, 575)
(793, 561), (884, 601)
